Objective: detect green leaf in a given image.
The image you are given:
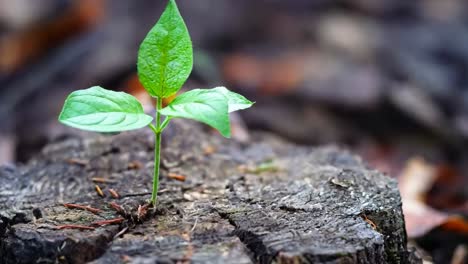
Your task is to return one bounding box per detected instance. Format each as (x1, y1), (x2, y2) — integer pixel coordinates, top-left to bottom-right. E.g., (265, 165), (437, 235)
(159, 88), (231, 137)
(213, 86), (254, 112)
(58, 86), (153, 132)
(137, 0), (193, 98)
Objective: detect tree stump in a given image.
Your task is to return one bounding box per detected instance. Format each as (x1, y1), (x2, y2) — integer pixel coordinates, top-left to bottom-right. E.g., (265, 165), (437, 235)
(0, 120), (418, 263)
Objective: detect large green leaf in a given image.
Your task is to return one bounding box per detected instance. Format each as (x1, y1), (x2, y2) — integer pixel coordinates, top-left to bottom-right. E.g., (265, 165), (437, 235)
(137, 0), (193, 98)
(58, 86), (153, 132)
(159, 88), (231, 137)
(213, 86), (254, 112)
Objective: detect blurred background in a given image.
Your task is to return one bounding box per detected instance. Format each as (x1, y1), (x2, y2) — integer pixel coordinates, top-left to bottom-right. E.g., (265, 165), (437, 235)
(0, 0), (467, 263)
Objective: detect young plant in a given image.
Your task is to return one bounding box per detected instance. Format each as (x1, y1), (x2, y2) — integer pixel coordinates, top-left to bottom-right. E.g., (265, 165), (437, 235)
(58, 0), (253, 206)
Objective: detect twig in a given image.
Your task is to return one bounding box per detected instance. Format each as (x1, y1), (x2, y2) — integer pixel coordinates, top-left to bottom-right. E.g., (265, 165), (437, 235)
(360, 214), (377, 230)
(109, 202), (125, 214)
(91, 177), (117, 184)
(95, 184), (105, 197)
(168, 172), (186, 182)
(63, 203), (102, 214)
(56, 224), (95, 230)
(92, 217), (125, 226)
(114, 226), (129, 239)
(127, 161), (142, 170)
(109, 189), (120, 199)
(190, 217), (198, 233)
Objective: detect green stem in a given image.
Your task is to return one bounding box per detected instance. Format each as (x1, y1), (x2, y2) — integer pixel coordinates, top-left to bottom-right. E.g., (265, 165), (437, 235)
(159, 117), (172, 132)
(151, 97), (163, 206)
(148, 123), (158, 134)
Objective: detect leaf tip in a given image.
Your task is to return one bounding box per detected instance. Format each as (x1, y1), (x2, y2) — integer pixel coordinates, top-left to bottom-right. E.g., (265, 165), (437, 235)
(221, 131), (231, 139)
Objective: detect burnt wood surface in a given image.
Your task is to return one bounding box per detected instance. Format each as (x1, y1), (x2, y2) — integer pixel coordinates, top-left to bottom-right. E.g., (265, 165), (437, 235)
(0, 120), (418, 263)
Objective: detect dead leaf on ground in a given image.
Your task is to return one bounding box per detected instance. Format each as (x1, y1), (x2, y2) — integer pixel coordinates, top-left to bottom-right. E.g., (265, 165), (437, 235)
(400, 157), (447, 238)
(399, 157), (468, 238)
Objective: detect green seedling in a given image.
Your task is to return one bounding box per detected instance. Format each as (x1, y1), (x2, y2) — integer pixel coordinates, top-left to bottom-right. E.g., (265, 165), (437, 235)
(58, 0), (253, 207)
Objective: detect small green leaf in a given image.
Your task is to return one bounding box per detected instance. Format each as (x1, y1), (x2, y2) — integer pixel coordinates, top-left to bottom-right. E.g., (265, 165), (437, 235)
(159, 88), (230, 137)
(59, 86), (153, 132)
(213, 86), (254, 112)
(137, 0), (193, 98)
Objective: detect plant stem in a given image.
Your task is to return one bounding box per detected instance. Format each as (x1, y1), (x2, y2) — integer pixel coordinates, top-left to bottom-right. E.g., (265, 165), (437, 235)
(151, 97), (163, 206)
(148, 123), (158, 134)
(159, 117), (172, 132)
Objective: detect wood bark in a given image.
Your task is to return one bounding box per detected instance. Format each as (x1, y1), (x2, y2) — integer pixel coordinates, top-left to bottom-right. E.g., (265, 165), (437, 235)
(0, 120), (419, 263)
